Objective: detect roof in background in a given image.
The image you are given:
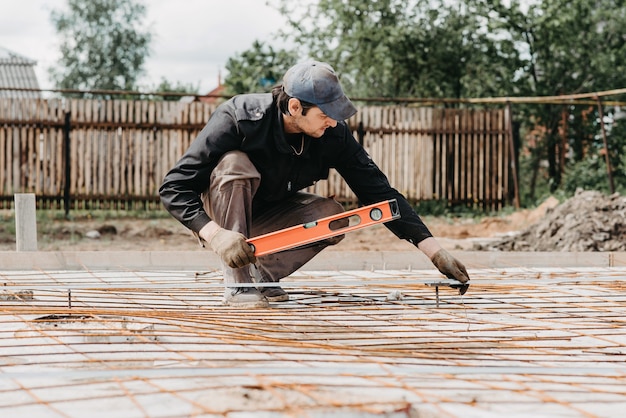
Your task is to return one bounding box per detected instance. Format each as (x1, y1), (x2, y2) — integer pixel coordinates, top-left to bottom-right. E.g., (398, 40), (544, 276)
(198, 83), (226, 104)
(0, 46), (41, 99)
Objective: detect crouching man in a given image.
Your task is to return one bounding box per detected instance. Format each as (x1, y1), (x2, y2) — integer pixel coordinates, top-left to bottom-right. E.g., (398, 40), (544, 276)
(159, 60), (469, 308)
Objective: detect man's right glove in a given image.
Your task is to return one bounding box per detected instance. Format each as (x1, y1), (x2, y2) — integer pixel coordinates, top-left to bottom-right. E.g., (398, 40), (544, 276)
(209, 228), (257, 269)
(430, 249), (470, 294)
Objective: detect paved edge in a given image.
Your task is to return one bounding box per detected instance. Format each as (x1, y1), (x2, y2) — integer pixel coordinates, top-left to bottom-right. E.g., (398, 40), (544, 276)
(0, 251), (623, 271)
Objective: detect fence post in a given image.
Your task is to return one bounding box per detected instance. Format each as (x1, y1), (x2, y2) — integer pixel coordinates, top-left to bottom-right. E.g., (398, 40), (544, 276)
(357, 121), (365, 145)
(15, 193), (38, 251)
(506, 102), (521, 209)
(63, 111), (71, 217)
(595, 97), (615, 194)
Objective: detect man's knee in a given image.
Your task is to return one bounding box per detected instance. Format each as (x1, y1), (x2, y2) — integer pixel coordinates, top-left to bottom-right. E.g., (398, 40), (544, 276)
(203, 151), (260, 218)
(209, 151), (261, 196)
(213, 150), (260, 180)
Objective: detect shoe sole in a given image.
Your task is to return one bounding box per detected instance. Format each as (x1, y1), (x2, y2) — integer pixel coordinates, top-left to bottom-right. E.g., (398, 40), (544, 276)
(223, 299), (269, 308)
(264, 294), (289, 302)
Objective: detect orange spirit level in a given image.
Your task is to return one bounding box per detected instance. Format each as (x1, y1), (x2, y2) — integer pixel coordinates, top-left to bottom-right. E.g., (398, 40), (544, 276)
(248, 199), (401, 256)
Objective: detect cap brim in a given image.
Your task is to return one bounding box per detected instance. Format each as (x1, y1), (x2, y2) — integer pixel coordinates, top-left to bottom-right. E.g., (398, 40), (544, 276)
(318, 95), (357, 121)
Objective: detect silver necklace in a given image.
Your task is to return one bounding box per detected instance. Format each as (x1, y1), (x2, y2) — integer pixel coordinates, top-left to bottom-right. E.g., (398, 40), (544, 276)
(290, 135), (304, 156)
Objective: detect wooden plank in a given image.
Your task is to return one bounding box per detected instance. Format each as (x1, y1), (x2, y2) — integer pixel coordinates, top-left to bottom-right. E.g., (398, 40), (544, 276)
(85, 117), (93, 196)
(0, 99), (5, 197)
(496, 109), (503, 209)
(13, 126), (20, 192)
(472, 110), (479, 206)
(408, 109), (417, 200)
(105, 100), (113, 199)
(69, 100), (78, 195)
(120, 102), (130, 199)
(130, 101), (138, 195)
(490, 110), (497, 210)
(0, 124), (5, 195)
(97, 128), (105, 196)
(169, 128), (177, 192)
(96, 100), (105, 196)
(483, 111), (490, 210)
(38, 100), (48, 196)
(442, 109), (449, 202)
(54, 101), (63, 195)
(133, 101), (143, 196)
(51, 125), (59, 195)
(146, 101), (155, 196)
(423, 107), (434, 200)
(22, 126), (29, 191)
(154, 101), (162, 194)
(460, 110), (466, 203)
(33, 100), (41, 195)
(503, 107), (510, 207)
(7, 126), (13, 194)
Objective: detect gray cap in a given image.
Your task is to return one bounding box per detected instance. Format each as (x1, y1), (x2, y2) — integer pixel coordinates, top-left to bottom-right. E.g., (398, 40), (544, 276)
(283, 61), (357, 121)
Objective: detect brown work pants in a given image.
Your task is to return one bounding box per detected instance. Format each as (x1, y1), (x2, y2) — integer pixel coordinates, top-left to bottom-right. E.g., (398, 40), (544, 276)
(201, 151), (345, 285)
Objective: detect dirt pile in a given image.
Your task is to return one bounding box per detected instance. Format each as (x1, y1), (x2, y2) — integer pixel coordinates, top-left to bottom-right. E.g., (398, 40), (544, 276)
(482, 190), (626, 252)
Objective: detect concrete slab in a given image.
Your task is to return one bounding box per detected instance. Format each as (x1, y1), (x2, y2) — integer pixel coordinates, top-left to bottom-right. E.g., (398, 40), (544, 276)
(0, 250), (624, 271)
(0, 263), (625, 417)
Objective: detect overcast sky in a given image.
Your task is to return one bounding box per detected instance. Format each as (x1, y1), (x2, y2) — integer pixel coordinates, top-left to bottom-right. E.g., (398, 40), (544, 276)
(0, 0), (288, 93)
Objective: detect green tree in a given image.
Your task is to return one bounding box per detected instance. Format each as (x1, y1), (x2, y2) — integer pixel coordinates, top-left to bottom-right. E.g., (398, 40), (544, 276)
(266, 0), (626, 203)
(473, 0), (626, 197)
(49, 0), (152, 94)
(151, 78), (200, 101)
(274, 0), (520, 99)
(224, 41), (299, 95)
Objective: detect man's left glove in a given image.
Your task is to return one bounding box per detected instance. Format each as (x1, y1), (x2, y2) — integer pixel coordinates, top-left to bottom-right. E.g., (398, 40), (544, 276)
(209, 227), (257, 269)
(431, 249), (470, 294)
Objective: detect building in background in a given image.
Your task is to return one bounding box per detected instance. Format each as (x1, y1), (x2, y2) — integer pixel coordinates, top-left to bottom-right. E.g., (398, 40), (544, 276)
(0, 47), (41, 99)
(197, 71), (226, 105)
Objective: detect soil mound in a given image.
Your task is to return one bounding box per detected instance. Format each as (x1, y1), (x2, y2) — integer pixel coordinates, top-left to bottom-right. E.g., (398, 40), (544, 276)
(482, 190), (626, 251)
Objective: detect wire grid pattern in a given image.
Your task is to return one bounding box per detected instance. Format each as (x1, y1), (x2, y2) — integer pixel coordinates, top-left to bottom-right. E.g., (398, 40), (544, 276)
(1, 267), (625, 417)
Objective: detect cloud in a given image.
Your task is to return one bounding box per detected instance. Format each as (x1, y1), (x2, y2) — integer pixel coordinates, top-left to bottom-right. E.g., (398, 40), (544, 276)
(1, 0), (287, 93)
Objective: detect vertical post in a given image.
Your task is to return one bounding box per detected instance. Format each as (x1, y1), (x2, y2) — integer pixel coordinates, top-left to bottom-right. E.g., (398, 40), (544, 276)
(506, 102), (520, 209)
(15, 193), (38, 251)
(596, 97), (615, 194)
(357, 121), (365, 146)
(63, 111), (71, 217)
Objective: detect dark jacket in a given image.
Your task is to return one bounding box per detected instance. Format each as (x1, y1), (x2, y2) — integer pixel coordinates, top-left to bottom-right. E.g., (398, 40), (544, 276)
(159, 93), (433, 245)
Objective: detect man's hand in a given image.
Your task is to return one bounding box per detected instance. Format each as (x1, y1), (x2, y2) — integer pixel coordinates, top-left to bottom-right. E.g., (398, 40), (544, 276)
(209, 228), (257, 268)
(431, 249), (470, 294)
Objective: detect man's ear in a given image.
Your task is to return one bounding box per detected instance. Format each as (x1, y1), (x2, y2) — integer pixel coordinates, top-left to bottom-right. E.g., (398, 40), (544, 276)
(287, 98), (301, 116)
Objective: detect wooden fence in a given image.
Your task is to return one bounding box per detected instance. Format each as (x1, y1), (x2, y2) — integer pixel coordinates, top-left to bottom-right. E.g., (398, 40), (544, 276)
(0, 98), (512, 211)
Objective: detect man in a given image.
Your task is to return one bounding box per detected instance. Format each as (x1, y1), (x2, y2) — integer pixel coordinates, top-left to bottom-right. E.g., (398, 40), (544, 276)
(159, 60), (470, 308)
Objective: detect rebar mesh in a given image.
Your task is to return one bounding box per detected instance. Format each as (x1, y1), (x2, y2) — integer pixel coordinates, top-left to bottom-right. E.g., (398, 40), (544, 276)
(1, 267), (625, 417)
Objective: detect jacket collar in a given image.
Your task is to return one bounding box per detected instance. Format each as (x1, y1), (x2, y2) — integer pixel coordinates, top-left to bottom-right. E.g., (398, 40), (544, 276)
(273, 103), (310, 158)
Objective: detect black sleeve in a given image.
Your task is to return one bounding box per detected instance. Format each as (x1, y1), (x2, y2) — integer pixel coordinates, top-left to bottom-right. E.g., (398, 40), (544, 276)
(335, 133), (433, 246)
(159, 104), (242, 232)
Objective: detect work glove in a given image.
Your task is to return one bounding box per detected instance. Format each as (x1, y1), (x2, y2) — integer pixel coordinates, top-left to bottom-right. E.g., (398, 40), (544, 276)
(209, 228), (257, 269)
(431, 249), (470, 295)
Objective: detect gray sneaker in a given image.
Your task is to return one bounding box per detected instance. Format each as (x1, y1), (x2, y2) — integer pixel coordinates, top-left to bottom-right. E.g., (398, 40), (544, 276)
(260, 286), (289, 302)
(223, 287), (269, 308)
(249, 264), (289, 302)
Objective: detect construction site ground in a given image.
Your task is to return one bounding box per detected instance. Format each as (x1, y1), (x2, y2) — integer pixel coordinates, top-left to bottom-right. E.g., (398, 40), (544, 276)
(1, 194), (625, 417)
(1, 250), (625, 417)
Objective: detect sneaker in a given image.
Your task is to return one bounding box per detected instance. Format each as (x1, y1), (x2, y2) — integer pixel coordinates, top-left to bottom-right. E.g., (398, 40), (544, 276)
(249, 264), (289, 302)
(259, 286), (289, 302)
(223, 287), (269, 308)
